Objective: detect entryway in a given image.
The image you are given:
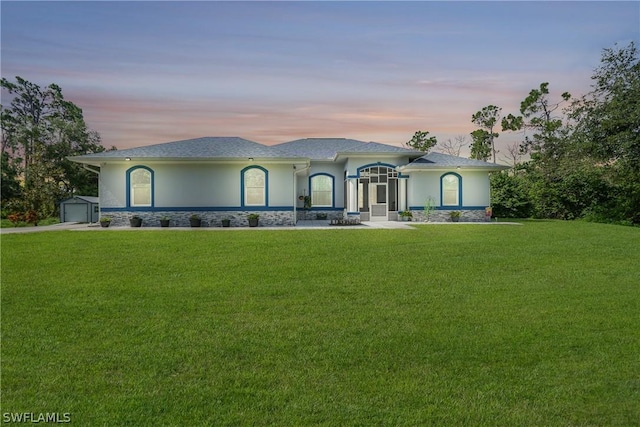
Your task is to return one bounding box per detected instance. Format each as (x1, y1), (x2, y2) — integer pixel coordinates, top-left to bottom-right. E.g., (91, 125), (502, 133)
(369, 183), (388, 221)
(357, 165), (399, 222)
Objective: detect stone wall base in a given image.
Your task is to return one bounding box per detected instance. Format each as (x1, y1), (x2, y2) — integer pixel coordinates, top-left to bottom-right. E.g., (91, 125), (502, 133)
(100, 209), (490, 226)
(411, 209), (491, 223)
(296, 210), (344, 221)
(101, 210), (295, 228)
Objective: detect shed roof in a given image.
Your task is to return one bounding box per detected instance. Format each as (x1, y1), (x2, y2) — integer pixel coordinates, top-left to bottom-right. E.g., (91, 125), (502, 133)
(59, 196), (99, 204)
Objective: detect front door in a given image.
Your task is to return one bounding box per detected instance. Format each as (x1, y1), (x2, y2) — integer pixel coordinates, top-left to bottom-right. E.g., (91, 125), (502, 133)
(370, 183), (387, 221)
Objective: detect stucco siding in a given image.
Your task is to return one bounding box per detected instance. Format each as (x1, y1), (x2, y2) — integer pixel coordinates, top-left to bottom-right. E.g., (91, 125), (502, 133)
(462, 171), (491, 206)
(407, 170), (491, 208)
(265, 164), (295, 206)
(99, 163), (128, 208)
(99, 162), (295, 209)
(406, 172), (440, 207)
(307, 162), (346, 209)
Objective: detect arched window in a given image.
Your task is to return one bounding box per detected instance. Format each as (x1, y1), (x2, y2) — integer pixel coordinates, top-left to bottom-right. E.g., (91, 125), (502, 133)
(242, 166), (267, 206)
(127, 166), (153, 207)
(310, 174), (334, 207)
(441, 173), (461, 207)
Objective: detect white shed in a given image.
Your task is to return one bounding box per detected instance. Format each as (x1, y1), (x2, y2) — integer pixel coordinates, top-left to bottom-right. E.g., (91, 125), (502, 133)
(59, 196), (99, 223)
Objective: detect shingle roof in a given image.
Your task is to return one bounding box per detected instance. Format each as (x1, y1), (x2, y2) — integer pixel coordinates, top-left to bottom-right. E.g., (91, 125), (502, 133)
(400, 152), (510, 171)
(60, 196), (99, 204)
(70, 137), (299, 163)
(274, 138), (421, 160)
(69, 136), (431, 165)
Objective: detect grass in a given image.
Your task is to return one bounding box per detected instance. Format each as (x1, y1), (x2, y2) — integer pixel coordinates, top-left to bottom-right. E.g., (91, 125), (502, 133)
(0, 217), (60, 228)
(2, 221), (639, 425)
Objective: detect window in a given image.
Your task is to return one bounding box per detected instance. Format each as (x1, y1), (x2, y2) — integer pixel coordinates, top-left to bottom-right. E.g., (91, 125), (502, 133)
(243, 167), (266, 206)
(128, 166), (153, 207)
(441, 173), (461, 207)
(310, 174), (333, 207)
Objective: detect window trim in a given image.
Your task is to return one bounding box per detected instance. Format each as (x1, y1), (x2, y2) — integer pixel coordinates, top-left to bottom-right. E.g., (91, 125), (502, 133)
(126, 166), (154, 208)
(309, 173), (335, 208)
(440, 172), (462, 208)
(241, 166), (268, 207)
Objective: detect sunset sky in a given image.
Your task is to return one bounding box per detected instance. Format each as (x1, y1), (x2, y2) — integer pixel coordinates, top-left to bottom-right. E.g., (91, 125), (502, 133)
(2, 1), (639, 157)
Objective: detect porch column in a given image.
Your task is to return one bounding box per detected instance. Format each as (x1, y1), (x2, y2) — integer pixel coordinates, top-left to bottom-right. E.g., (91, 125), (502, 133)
(348, 179), (358, 212)
(399, 178), (407, 211)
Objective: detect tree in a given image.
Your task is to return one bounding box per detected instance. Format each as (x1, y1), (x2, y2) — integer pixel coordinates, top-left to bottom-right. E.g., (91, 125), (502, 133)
(1, 151), (21, 203)
(502, 82), (571, 160)
(405, 130), (437, 152)
(1, 76), (106, 218)
(471, 105), (501, 162)
(500, 142), (522, 168)
(499, 83), (577, 219)
(489, 169), (532, 218)
(492, 44), (639, 225)
(569, 42), (640, 224)
(437, 135), (466, 156)
(469, 129), (491, 161)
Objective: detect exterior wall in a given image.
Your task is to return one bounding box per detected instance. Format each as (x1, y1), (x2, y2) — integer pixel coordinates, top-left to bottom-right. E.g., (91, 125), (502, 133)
(95, 157), (496, 225)
(407, 170), (492, 208)
(99, 163), (128, 207)
(100, 161), (294, 208)
(98, 161), (298, 227)
(295, 161), (346, 210)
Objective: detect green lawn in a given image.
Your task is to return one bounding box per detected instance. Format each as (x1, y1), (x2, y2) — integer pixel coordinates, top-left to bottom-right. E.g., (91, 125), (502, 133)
(2, 221), (639, 425)
(0, 217), (60, 228)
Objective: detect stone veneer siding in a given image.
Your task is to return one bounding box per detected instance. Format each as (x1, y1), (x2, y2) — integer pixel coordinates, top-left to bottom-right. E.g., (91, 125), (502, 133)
(410, 209), (491, 223)
(102, 208), (490, 226)
(102, 210), (295, 227)
(296, 210), (344, 221)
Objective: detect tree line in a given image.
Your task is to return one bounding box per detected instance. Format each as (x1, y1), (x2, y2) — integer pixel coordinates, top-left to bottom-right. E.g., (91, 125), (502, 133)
(406, 42), (639, 226)
(3, 42), (637, 226)
(1, 77), (112, 223)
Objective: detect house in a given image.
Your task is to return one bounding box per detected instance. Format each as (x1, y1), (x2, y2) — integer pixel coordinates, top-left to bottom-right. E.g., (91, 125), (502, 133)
(69, 136), (509, 227)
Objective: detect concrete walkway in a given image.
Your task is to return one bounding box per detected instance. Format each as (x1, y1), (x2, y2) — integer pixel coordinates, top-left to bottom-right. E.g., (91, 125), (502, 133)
(295, 219), (413, 229)
(1, 220), (415, 233)
(1, 220), (519, 234)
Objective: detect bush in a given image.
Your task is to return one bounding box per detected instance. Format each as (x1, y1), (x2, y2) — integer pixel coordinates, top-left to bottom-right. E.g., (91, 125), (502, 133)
(490, 171), (532, 218)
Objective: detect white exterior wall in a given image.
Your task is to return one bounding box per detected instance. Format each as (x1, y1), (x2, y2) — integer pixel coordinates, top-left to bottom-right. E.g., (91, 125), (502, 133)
(99, 161), (295, 208)
(407, 170), (491, 208)
(267, 164), (296, 206)
(99, 163), (128, 208)
(406, 172), (440, 208)
(305, 162), (346, 209)
(462, 171), (492, 206)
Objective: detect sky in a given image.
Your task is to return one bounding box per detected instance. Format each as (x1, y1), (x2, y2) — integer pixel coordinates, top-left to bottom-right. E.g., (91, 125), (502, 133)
(2, 1), (639, 158)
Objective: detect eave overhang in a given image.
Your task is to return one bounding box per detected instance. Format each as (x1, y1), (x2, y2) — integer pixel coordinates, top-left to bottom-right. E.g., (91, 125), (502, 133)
(68, 156), (310, 167)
